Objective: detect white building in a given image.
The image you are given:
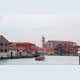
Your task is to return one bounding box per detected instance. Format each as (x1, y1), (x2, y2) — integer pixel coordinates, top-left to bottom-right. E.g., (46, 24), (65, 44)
(0, 35), (10, 58)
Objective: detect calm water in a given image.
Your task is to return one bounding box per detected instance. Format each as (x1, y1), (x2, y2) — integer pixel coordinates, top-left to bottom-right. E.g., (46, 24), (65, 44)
(0, 56), (79, 65)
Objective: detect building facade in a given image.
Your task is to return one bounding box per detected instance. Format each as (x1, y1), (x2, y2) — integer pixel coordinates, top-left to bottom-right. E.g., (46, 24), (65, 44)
(0, 35), (37, 58)
(8, 42), (37, 57)
(45, 40), (78, 55)
(45, 40), (76, 49)
(0, 35), (10, 58)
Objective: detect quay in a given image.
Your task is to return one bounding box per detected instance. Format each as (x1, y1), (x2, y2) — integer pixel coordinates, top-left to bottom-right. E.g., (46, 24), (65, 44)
(0, 56), (35, 59)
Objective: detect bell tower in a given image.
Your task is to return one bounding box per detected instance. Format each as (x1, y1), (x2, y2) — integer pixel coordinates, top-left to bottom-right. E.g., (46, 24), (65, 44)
(41, 35), (45, 48)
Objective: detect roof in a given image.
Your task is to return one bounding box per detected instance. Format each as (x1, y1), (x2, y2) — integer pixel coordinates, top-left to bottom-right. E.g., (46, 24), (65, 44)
(47, 40), (76, 44)
(0, 35), (9, 42)
(9, 42), (36, 50)
(10, 42), (35, 45)
(17, 47), (25, 50)
(35, 47), (53, 51)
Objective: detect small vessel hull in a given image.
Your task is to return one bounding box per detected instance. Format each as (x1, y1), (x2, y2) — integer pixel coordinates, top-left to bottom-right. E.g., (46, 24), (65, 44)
(35, 56), (45, 61)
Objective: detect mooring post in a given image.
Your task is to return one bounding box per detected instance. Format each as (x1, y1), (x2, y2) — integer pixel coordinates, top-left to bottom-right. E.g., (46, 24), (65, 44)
(79, 55), (80, 65)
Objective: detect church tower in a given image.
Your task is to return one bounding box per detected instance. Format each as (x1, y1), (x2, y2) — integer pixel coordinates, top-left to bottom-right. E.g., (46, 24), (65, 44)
(41, 35), (46, 48)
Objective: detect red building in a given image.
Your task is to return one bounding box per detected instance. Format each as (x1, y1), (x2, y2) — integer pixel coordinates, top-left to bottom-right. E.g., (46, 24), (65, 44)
(8, 42), (38, 57)
(44, 40), (79, 56)
(9, 42), (36, 51)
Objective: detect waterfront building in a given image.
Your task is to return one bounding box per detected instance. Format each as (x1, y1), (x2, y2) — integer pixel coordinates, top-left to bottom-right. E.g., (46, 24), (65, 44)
(0, 35), (10, 58)
(9, 42), (37, 57)
(45, 40), (78, 55)
(0, 35), (38, 58)
(45, 40), (76, 49)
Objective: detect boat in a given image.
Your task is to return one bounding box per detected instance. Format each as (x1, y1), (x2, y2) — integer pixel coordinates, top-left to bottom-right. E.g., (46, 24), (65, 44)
(35, 56), (45, 61)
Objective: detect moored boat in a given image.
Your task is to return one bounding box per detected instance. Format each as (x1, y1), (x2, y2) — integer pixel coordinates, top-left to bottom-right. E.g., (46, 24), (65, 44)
(35, 56), (45, 61)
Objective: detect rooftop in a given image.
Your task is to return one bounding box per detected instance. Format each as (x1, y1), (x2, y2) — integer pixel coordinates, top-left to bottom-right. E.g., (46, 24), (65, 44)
(0, 35), (9, 42)
(47, 40), (76, 44)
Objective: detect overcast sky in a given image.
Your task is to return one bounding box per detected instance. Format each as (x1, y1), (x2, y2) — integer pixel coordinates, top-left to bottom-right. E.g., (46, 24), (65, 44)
(0, 15), (80, 46)
(0, 0), (80, 46)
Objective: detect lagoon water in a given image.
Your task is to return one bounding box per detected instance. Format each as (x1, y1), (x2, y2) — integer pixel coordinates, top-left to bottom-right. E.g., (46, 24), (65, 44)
(0, 56), (79, 65)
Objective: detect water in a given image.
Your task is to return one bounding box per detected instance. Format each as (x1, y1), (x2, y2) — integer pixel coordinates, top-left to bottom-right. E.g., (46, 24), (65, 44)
(0, 56), (79, 65)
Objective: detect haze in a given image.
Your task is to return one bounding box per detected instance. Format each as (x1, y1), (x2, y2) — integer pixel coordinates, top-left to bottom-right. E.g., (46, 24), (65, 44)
(0, 15), (80, 46)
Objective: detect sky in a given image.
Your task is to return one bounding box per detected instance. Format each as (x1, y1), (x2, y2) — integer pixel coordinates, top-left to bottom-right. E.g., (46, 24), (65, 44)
(0, 0), (80, 47)
(0, 15), (80, 46)
(0, 0), (80, 15)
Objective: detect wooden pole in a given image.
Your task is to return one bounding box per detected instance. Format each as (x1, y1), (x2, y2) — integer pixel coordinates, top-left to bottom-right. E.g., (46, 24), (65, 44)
(79, 55), (80, 65)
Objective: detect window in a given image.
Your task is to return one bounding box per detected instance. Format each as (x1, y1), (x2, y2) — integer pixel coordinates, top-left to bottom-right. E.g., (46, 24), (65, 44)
(5, 43), (8, 46)
(5, 49), (8, 52)
(0, 49), (8, 52)
(0, 43), (3, 46)
(0, 49), (3, 52)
